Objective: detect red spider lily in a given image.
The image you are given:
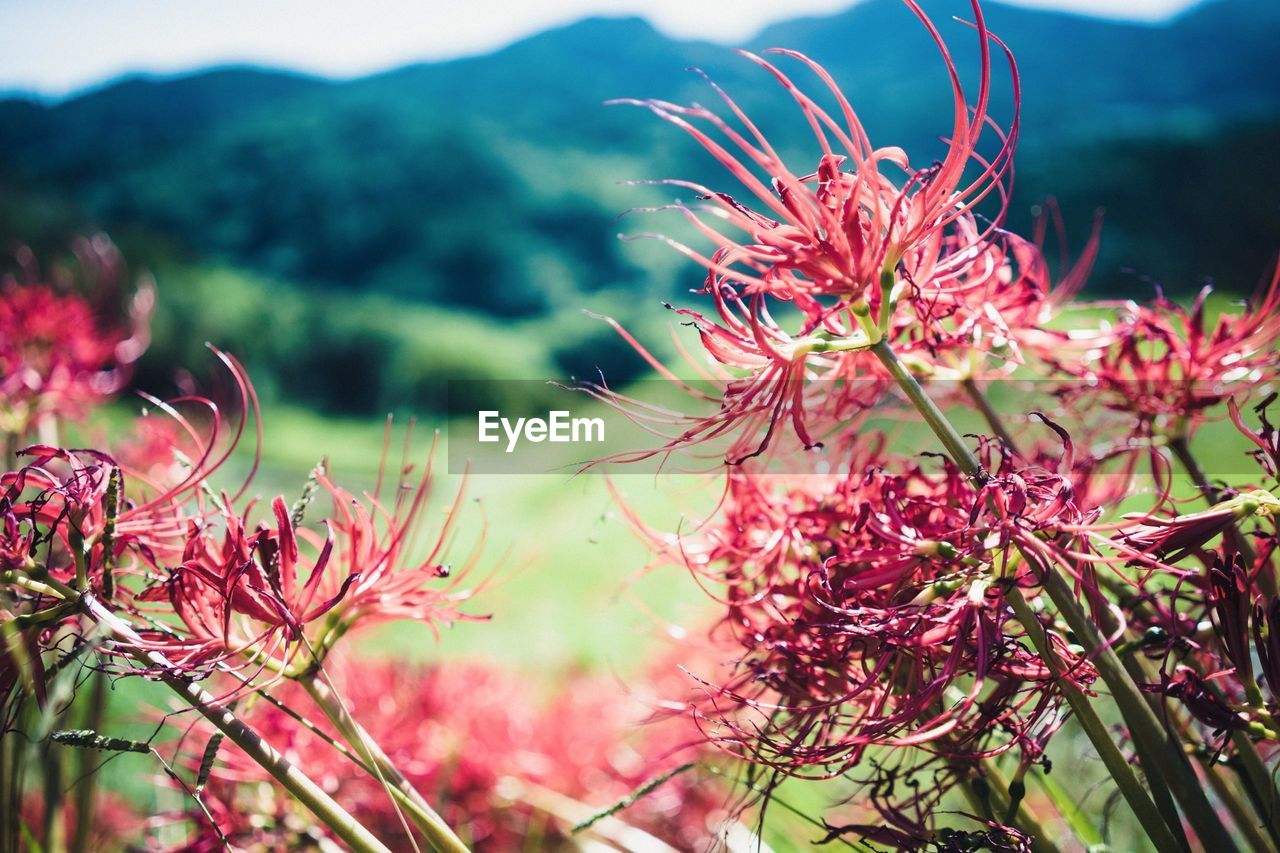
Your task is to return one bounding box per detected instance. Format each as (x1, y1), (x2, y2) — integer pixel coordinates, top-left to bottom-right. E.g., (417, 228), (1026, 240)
(1254, 595), (1280, 703)
(1130, 552), (1278, 744)
(130, 445), (483, 682)
(0, 236), (152, 437)
(1144, 667), (1249, 736)
(1117, 489), (1279, 566)
(1, 446), (189, 602)
(305, 461), (485, 635)
(614, 2), (1014, 304)
(579, 306), (889, 465)
(581, 225), (1083, 466)
(823, 816), (1032, 853)
(1045, 261), (1280, 435)
(1111, 536), (1280, 749)
(590, 1), (1028, 461)
(897, 208), (1103, 383)
(131, 496), (357, 676)
(163, 659), (728, 851)
(634, 432), (1096, 789)
(1231, 394), (1280, 483)
(1, 350), (261, 604)
(1211, 555), (1257, 684)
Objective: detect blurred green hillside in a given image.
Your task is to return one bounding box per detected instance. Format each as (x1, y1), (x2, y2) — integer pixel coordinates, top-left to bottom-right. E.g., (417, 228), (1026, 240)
(2, 0), (1278, 414)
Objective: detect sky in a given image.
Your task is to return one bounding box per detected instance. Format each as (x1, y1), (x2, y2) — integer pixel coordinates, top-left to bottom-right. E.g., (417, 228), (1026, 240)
(0, 0), (1204, 98)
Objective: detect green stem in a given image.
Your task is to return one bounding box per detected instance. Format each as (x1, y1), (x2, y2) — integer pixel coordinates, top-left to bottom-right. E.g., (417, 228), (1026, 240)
(979, 759), (1060, 853)
(300, 673), (469, 853)
(1029, 766), (1105, 850)
(1235, 727), (1280, 845)
(1005, 586), (1181, 851)
(72, 669), (108, 852)
(237, 672), (466, 844)
(77, 594), (392, 853)
(871, 341), (988, 484)
(1092, 572), (1260, 850)
(1101, 571), (1280, 846)
(40, 714), (65, 852)
(961, 376), (1020, 454)
(0, 709), (15, 853)
(1204, 749), (1279, 853)
(1039, 565), (1236, 851)
(872, 339), (1186, 851)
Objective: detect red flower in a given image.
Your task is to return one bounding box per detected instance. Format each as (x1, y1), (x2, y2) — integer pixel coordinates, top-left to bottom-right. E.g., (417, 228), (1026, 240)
(0, 236), (152, 435)
(163, 659), (729, 851)
(1231, 394), (1280, 483)
(1144, 667), (1246, 736)
(130, 442), (483, 681)
(305, 464), (483, 634)
(1117, 490), (1279, 566)
(591, 2), (1029, 461)
(614, 2), (1013, 304)
(1046, 261), (1280, 435)
(633, 433), (1096, 784)
(133, 495), (358, 675)
(1, 350), (260, 607)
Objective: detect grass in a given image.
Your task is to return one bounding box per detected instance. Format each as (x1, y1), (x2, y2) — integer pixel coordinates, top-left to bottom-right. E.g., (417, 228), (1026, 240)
(215, 403), (721, 672)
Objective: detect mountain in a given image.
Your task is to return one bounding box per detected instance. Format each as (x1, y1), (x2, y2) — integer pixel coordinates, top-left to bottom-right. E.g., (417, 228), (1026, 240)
(756, 0), (1280, 140)
(3, 0), (1277, 302)
(0, 0), (1277, 413)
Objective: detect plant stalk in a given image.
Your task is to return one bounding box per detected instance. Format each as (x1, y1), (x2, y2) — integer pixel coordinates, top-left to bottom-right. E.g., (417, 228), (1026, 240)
(1004, 585), (1182, 851)
(75, 593), (392, 853)
(962, 371), (1223, 845)
(978, 759), (1060, 853)
(300, 672), (469, 853)
(961, 376), (1021, 454)
(871, 340), (988, 485)
(871, 339), (1188, 851)
(1038, 563), (1237, 851)
(1091, 570), (1270, 851)
(1203, 749), (1278, 853)
(72, 669), (108, 852)
(1100, 569), (1280, 847)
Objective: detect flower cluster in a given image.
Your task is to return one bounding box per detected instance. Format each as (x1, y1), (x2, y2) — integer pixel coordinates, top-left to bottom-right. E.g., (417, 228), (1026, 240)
(1043, 262), (1280, 439)
(591, 3), (1109, 467)
(0, 235), (152, 442)
(633, 433), (1108, 839)
(607, 0), (1280, 848)
(0, 244), (501, 852)
(3, 241), (762, 852)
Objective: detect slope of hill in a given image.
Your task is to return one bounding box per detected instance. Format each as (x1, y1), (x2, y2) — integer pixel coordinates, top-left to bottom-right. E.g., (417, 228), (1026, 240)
(1, 0), (1276, 412)
(2, 0), (1277, 303)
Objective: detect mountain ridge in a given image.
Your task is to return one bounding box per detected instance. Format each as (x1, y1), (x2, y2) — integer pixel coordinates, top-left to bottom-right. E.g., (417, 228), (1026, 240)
(0, 0), (1231, 106)
(1, 0), (1276, 317)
